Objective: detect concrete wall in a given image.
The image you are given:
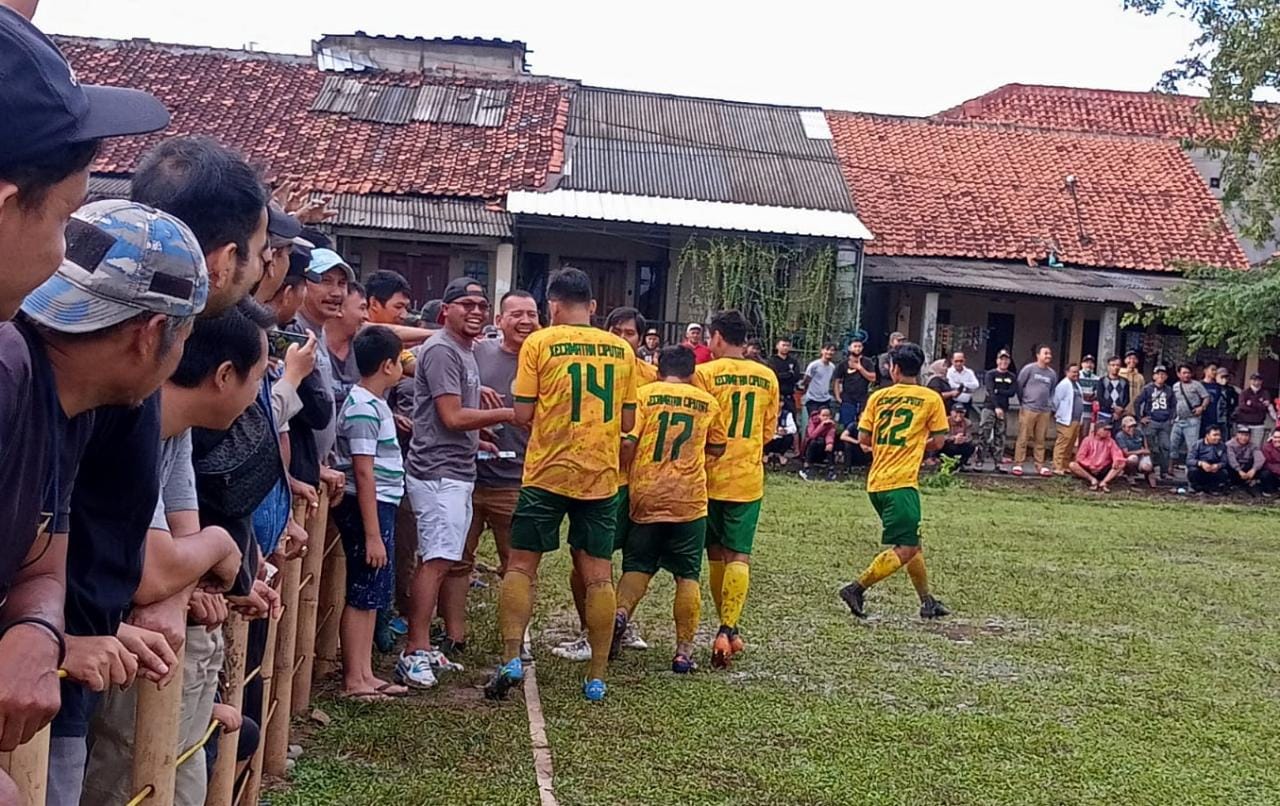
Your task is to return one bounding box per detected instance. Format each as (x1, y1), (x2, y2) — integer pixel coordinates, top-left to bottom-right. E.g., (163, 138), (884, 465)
(1188, 148), (1280, 266)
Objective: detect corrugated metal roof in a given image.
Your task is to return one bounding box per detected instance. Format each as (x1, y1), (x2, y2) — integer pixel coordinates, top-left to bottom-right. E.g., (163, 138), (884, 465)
(865, 255), (1184, 306)
(508, 189), (872, 240)
(86, 175), (510, 238)
(561, 87), (856, 213)
(310, 76), (510, 126)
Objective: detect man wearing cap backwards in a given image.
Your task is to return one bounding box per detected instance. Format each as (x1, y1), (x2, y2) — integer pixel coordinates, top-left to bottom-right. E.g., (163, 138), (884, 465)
(1235, 372), (1274, 448)
(397, 278), (514, 689)
(682, 322), (713, 364)
(0, 5), (169, 324)
(0, 201), (208, 801)
(1135, 365), (1176, 481)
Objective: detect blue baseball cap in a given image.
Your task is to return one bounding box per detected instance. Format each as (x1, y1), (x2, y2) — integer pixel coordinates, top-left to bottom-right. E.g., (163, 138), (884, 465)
(0, 7), (170, 164)
(305, 248), (355, 283)
(21, 200), (209, 333)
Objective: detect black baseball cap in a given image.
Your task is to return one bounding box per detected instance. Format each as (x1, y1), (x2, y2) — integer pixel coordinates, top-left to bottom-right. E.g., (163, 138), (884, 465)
(0, 8), (170, 164)
(442, 276), (487, 303)
(267, 204), (303, 240)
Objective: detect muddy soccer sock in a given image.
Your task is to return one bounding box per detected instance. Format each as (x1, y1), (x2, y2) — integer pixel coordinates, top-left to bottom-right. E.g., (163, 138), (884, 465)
(673, 578), (702, 646)
(616, 572), (651, 616)
(498, 569), (534, 662)
(719, 562), (750, 629)
(905, 553), (930, 600)
(584, 581), (616, 681)
(708, 559), (725, 618)
(857, 549), (903, 590)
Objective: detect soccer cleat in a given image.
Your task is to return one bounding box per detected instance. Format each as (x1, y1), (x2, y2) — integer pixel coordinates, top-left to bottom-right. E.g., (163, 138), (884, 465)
(621, 622), (649, 651)
(438, 638), (467, 662)
(609, 612), (629, 660)
(551, 636), (592, 662)
(483, 658), (525, 701)
(395, 650), (439, 690)
(424, 648), (464, 673)
(582, 678), (608, 702)
(919, 597), (951, 619)
(711, 629), (733, 669)
(671, 653), (697, 674)
(839, 582), (867, 619)
(729, 629), (745, 656)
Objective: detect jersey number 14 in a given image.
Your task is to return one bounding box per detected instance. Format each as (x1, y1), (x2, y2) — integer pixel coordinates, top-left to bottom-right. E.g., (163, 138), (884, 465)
(567, 362), (614, 422)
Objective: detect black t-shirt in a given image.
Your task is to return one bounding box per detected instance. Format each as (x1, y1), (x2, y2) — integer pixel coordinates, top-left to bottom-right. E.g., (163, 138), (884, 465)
(834, 355), (875, 403)
(985, 368), (1016, 410)
(767, 353), (802, 396)
(927, 376), (950, 398)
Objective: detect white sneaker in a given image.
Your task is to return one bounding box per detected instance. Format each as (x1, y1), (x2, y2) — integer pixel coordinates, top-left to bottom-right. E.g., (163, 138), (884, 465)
(555, 630), (586, 648)
(621, 623), (649, 651)
(395, 650), (438, 689)
(424, 649), (464, 673)
(550, 636), (592, 662)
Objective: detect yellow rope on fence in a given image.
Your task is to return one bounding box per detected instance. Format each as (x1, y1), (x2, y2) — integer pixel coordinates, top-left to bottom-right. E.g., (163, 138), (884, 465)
(300, 572), (315, 589)
(124, 784), (154, 806)
(122, 718), (223, 806)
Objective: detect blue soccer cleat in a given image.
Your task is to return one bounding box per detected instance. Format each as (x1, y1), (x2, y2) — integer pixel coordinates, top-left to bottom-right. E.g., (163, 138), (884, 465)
(582, 678), (607, 702)
(483, 658), (525, 701)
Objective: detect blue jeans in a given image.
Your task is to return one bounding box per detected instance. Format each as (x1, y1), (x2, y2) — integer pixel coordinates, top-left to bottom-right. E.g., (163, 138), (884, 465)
(1171, 418), (1200, 467)
(839, 399), (865, 430)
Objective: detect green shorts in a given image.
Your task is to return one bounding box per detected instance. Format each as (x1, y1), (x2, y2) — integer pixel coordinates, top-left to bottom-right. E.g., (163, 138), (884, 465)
(623, 518), (706, 580)
(511, 486), (617, 560)
(869, 487), (922, 546)
(612, 485), (630, 553)
(705, 499), (762, 555)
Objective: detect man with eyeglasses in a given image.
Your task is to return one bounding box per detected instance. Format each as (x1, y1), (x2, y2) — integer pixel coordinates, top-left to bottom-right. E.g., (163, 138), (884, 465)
(397, 278), (514, 689)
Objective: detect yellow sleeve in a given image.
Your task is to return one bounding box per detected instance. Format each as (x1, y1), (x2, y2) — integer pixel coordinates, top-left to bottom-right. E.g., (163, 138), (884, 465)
(624, 399), (645, 443)
(621, 353), (638, 410)
(765, 383), (781, 441)
(706, 397), (728, 447)
(858, 393), (876, 434)
(693, 365), (711, 393)
(926, 394), (949, 436)
(513, 331), (539, 403)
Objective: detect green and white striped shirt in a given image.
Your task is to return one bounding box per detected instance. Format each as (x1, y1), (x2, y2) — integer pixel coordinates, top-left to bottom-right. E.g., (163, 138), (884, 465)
(335, 384), (405, 505)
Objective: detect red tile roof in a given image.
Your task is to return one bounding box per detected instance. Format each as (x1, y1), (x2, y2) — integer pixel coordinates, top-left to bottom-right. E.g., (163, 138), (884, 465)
(934, 83), (1224, 140)
(57, 37), (570, 200)
(825, 111), (1249, 271)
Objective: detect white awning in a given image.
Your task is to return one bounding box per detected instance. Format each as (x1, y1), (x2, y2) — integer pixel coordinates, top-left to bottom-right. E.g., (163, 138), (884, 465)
(506, 189), (873, 241)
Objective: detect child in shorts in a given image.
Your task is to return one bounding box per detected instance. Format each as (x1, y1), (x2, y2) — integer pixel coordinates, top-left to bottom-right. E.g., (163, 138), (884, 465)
(331, 325), (407, 701)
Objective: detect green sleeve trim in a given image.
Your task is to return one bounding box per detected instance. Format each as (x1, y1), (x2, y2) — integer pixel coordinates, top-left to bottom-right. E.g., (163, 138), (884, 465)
(514, 395), (536, 404)
(622, 434), (639, 443)
(929, 429), (950, 437)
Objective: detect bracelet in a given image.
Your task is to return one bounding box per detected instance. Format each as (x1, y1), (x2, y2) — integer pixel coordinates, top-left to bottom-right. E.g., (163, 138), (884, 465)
(0, 616), (66, 668)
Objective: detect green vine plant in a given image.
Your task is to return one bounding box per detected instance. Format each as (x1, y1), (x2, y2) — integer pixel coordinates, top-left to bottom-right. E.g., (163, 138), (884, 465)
(675, 237), (842, 356)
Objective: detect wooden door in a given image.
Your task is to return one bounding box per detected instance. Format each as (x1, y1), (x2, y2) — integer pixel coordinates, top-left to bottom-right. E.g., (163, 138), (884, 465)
(379, 252), (450, 307)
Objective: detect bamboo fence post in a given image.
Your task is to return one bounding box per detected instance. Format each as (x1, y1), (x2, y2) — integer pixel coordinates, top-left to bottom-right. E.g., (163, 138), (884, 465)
(129, 642), (186, 806)
(313, 516), (345, 678)
(207, 613), (248, 805)
(0, 723), (50, 806)
(290, 489), (328, 715)
(242, 579), (279, 806)
(263, 505), (304, 777)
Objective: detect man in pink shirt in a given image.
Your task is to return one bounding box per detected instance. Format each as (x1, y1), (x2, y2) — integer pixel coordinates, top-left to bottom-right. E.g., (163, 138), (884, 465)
(1068, 420), (1126, 492)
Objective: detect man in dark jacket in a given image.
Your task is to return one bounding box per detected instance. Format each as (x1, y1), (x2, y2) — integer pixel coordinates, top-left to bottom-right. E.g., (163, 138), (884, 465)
(1096, 355), (1130, 422)
(1187, 425), (1230, 493)
(767, 338), (802, 417)
(980, 350), (1017, 467)
(1235, 373), (1273, 447)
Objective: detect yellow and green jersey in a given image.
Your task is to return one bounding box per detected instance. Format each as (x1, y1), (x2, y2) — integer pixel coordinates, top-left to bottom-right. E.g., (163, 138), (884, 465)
(634, 355), (658, 386)
(694, 357), (780, 503)
(625, 381), (726, 524)
(514, 324), (638, 500)
(858, 383), (949, 493)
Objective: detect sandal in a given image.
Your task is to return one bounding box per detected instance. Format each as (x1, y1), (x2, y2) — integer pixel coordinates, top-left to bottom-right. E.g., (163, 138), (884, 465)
(340, 689), (395, 703)
(1010, 465), (1024, 477)
(374, 682), (410, 698)
(1038, 467), (1053, 477)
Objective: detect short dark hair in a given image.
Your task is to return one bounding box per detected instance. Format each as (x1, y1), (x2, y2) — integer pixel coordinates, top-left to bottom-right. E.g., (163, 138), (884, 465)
(348, 281), (366, 299)
(354, 325), (403, 377)
(1106, 355), (1121, 364)
(130, 136), (267, 261)
(0, 140), (99, 211)
(707, 310), (748, 346)
(169, 298), (273, 388)
(1036, 343), (1052, 355)
(605, 306), (646, 334)
(888, 342), (925, 377)
(364, 270), (412, 305)
(546, 267), (592, 304)
(500, 289), (535, 310)
(823, 342), (837, 351)
(657, 345), (695, 379)
(1177, 363), (1194, 373)
(1206, 424), (1223, 436)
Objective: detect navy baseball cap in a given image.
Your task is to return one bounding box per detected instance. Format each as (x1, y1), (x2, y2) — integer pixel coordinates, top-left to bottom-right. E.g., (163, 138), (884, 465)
(0, 7), (170, 164)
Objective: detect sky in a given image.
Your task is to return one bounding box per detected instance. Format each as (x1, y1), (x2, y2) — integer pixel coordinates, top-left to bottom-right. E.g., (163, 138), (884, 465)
(30, 0), (1206, 115)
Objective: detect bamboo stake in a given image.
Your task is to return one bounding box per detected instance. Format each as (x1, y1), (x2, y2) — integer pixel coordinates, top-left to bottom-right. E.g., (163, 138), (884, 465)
(207, 613), (248, 805)
(290, 489), (328, 715)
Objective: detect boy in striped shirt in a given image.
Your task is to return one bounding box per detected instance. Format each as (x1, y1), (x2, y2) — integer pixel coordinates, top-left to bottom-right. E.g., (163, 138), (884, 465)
(332, 325), (409, 701)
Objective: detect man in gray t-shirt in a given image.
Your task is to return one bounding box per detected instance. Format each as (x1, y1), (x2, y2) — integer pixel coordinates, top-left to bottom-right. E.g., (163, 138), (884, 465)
(398, 279), (515, 687)
(801, 344), (838, 415)
(1171, 364), (1211, 469)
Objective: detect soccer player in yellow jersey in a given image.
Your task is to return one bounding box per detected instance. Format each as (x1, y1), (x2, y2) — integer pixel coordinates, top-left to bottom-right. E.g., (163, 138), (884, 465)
(554, 305), (659, 662)
(486, 268), (638, 703)
(839, 342), (952, 619)
(614, 345), (726, 673)
(693, 310), (780, 668)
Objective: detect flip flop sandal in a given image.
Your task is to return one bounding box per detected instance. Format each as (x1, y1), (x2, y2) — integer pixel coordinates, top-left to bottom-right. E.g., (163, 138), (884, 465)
(375, 682), (410, 698)
(340, 690), (395, 703)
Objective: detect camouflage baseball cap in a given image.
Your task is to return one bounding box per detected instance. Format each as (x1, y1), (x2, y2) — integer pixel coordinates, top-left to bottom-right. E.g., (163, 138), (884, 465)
(21, 199), (208, 333)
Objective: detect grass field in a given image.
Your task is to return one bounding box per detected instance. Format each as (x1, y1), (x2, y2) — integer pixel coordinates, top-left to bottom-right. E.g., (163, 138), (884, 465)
(275, 477), (1280, 805)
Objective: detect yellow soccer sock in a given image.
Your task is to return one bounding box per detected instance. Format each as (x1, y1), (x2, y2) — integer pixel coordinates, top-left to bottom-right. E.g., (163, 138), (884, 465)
(719, 562), (750, 629)
(857, 549), (903, 590)
(905, 553), (930, 600)
(584, 581), (616, 681)
(570, 567), (587, 631)
(498, 570), (534, 661)
(673, 578), (702, 646)
(616, 572), (652, 616)
(708, 559), (725, 619)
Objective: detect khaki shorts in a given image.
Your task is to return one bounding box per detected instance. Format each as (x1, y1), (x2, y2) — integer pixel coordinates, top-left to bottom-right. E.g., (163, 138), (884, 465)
(457, 485), (519, 576)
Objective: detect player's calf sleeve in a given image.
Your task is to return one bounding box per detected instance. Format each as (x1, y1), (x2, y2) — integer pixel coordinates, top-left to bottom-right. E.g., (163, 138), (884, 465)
(570, 567), (587, 630)
(905, 553), (929, 600)
(673, 578), (701, 645)
(719, 562), (750, 629)
(616, 572), (651, 616)
(498, 569), (534, 661)
(708, 559), (725, 618)
(856, 549), (903, 589)
(584, 580), (616, 680)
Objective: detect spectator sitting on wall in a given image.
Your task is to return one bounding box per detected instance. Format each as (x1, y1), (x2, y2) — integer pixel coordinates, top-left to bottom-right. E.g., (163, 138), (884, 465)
(1225, 424), (1271, 496)
(1186, 424), (1230, 494)
(765, 407), (798, 465)
(682, 322), (713, 364)
(1068, 420), (1126, 492)
(926, 359), (955, 402)
(938, 403), (976, 469)
(638, 328), (661, 364)
(1235, 373), (1273, 447)
(799, 407), (837, 481)
(1115, 415), (1156, 488)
